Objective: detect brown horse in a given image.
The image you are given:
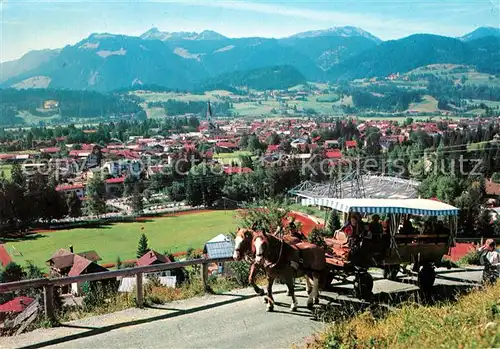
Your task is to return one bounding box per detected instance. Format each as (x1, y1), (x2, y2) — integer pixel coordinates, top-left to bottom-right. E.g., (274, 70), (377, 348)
(233, 228), (315, 301)
(233, 228), (267, 297)
(253, 230), (325, 312)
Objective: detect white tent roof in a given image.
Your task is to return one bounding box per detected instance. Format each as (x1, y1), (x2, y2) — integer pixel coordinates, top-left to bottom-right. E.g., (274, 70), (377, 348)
(301, 198), (459, 216)
(207, 234), (231, 243)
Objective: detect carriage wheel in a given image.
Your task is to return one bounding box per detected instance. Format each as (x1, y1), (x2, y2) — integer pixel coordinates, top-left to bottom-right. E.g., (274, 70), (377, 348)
(354, 272), (373, 301)
(418, 263), (436, 291)
(383, 265), (400, 281)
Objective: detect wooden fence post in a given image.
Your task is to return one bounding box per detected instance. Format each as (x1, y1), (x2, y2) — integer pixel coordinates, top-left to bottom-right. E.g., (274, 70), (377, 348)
(43, 284), (55, 321)
(201, 262), (209, 292)
(136, 273), (144, 307)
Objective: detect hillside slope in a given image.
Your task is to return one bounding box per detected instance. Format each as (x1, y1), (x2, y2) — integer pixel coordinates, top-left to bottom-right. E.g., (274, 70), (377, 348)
(327, 34), (500, 80)
(199, 65), (307, 90)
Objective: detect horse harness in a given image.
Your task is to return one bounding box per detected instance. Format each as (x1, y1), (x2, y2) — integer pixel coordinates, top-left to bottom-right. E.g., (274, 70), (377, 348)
(264, 237), (305, 271)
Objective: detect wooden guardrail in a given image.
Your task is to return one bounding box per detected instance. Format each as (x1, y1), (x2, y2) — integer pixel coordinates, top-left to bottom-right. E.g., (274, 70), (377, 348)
(0, 256), (234, 321)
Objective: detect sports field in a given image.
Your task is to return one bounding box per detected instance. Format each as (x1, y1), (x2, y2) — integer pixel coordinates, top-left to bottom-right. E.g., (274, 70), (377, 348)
(6, 210), (238, 270)
(0, 164), (12, 180)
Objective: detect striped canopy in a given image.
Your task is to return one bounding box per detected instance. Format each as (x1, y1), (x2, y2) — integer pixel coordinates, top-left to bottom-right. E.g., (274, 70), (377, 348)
(301, 198), (459, 216)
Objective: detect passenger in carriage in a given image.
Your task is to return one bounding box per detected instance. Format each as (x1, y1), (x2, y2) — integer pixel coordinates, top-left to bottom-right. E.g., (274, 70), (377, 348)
(342, 213), (362, 237)
(400, 218), (414, 235)
(368, 214), (383, 240)
(433, 220), (450, 243)
(422, 220), (433, 235)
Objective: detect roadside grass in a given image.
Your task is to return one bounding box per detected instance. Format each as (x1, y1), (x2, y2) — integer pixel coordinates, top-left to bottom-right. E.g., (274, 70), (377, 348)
(304, 282), (500, 349)
(457, 249), (481, 266)
(6, 211), (238, 270)
(35, 273), (249, 328)
(53, 261), (265, 325)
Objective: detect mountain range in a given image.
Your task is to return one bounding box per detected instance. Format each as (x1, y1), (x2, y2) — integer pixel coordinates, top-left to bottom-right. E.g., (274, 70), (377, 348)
(1, 26), (499, 92)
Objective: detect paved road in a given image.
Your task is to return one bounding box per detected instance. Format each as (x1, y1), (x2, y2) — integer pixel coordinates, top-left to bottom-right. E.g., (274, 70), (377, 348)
(0, 267), (483, 349)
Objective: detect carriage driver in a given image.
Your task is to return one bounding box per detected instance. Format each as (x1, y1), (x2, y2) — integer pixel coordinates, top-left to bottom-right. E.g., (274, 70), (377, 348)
(288, 219), (306, 241)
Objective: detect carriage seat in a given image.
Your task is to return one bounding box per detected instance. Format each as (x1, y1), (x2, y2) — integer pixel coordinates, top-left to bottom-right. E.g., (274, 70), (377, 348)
(324, 233), (350, 260)
(325, 230), (349, 247)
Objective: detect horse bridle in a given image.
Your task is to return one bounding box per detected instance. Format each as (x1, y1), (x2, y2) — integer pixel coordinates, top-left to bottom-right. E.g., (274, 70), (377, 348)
(257, 235), (284, 269)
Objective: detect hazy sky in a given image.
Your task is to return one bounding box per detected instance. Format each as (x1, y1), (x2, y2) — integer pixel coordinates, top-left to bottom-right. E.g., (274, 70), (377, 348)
(1, 0), (499, 62)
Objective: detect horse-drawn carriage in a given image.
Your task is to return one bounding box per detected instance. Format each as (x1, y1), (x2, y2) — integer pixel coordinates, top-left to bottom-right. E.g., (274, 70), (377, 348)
(303, 198), (460, 300)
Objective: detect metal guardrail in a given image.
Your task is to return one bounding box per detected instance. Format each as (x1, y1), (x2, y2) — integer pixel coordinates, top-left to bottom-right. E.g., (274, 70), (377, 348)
(0, 256), (234, 321)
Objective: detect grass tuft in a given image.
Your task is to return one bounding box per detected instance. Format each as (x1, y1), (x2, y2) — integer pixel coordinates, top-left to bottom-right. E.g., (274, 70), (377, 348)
(305, 282), (500, 349)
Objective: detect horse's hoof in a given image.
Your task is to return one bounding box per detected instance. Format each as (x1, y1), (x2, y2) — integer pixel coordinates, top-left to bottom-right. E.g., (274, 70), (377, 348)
(263, 297), (268, 304)
(314, 298), (320, 305)
(266, 305), (274, 312)
(290, 304), (297, 312)
(257, 289), (265, 297)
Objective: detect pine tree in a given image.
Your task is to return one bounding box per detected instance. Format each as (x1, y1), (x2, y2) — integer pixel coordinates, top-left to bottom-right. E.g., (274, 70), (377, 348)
(128, 184), (144, 214)
(0, 262), (25, 283)
(475, 208), (492, 236)
(137, 233), (149, 259)
(327, 210), (341, 236)
(11, 162), (25, 188)
(67, 191), (82, 217)
(116, 256), (122, 270)
(85, 172), (106, 216)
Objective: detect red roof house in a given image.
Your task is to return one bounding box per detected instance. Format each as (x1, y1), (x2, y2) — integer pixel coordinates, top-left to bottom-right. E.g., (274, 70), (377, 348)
(105, 177), (125, 184)
(0, 296), (34, 313)
(0, 154), (15, 160)
(68, 255), (108, 277)
(325, 150), (343, 159)
(267, 144), (280, 153)
(486, 180), (500, 196)
(40, 147), (60, 154)
(136, 250), (171, 267)
(345, 140), (357, 149)
(223, 167), (253, 175)
(215, 142), (239, 149)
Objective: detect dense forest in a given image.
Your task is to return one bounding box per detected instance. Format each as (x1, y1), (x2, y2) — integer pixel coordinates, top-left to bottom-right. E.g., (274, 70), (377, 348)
(0, 118), (203, 151)
(0, 106), (23, 126)
(199, 65), (307, 91)
(0, 89), (144, 125)
(338, 85), (423, 112)
(427, 78), (500, 102)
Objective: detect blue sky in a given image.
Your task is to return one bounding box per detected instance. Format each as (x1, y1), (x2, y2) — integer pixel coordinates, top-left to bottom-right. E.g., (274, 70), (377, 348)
(1, 0), (499, 62)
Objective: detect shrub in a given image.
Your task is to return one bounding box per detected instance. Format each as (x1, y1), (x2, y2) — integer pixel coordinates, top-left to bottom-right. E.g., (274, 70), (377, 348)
(226, 260), (251, 287)
(82, 280), (119, 311)
(492, 172), (500, 183)
(308, 227), (328, 249)
(458, 249), (481, 266)
(437, 257), (459, 269)
(238, 199), (290, 232)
